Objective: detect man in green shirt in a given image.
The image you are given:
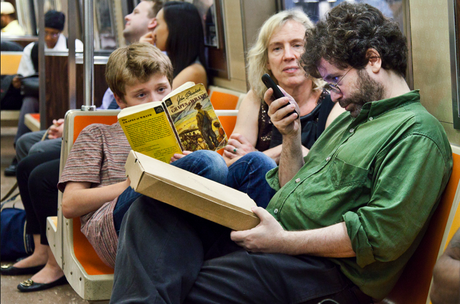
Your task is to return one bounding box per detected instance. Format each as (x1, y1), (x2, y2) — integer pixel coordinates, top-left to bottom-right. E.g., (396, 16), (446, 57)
(110, 3), (452, 303)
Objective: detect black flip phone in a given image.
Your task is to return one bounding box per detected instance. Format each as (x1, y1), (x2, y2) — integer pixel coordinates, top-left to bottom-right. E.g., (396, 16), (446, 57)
(261, 73), (298, 117)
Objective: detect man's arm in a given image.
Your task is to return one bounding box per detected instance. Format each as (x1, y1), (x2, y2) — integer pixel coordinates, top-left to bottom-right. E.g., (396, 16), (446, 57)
(231, 207), (355, 257)
(264, 88), (304, 187)
(431, 228), (460, 304)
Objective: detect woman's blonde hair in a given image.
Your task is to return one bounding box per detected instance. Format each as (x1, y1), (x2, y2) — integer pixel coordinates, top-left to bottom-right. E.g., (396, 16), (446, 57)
(247, 9), (323, 100)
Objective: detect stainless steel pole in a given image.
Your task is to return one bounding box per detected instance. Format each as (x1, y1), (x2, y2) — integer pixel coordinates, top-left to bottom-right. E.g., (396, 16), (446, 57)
(82, 0), (96, 111)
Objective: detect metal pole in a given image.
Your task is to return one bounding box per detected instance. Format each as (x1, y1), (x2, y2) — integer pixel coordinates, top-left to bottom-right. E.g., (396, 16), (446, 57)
(82, 0), (96, 111)
(68, 0), (77, 110)
(38, 0), (46, 129)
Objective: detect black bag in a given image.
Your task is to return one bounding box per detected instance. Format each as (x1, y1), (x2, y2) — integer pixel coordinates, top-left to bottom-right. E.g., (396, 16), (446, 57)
(1, 196), (35, 261)
(20, 75), (39, 97)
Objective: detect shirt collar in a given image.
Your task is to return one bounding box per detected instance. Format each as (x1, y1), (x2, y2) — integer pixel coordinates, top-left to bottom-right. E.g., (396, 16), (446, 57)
(354, 90), (420, 123)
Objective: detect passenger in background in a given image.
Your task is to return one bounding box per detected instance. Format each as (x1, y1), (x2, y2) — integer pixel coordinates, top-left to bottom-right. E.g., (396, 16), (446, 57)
(171, 10), (343, 207)
(0, 43), (173, 293)
(123, 0), (162, 44)
(430, 227), (460, 304)
(5, 1), (161, 176)
(3, 10), (84, 176)
(1, 2), (25, 36)
(140, 1), (208, 89)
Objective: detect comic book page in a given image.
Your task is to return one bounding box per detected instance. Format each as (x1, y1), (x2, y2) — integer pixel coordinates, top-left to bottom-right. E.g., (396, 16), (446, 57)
(164, 83), (228, 151)
(118, 102), (183, 163)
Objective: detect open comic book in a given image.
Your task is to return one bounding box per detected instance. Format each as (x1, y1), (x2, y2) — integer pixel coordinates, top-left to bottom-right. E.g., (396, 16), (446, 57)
(125, 150), (260, 231)
(118, 82), (228, 163)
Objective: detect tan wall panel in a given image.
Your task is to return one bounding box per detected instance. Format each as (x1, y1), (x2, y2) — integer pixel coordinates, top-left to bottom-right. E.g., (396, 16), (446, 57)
(213, 0), (246, 92)
(409, 0), (460, 144)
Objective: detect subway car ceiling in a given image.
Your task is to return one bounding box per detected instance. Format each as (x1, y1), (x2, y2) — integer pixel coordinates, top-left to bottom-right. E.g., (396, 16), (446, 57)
(4, 0), (460, 145)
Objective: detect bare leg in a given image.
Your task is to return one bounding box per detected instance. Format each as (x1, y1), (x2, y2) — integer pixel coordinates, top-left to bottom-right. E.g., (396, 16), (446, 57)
(13, 235), (48, 268)
(29, 247), (64, 283)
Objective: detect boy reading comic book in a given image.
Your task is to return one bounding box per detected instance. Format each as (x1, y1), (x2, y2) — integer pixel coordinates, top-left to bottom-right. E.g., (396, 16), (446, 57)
(118, 82), (228, 163)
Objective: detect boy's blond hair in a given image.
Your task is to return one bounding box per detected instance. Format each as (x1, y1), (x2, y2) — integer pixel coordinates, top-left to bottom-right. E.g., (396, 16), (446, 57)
(105, 42), (173, 101)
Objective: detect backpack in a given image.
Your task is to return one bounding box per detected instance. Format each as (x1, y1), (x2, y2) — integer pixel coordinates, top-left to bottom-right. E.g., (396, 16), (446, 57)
(1, 195), (34, 261)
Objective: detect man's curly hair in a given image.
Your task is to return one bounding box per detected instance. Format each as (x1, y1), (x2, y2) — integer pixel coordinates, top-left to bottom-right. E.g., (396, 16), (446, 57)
(302, 2), (407, 78)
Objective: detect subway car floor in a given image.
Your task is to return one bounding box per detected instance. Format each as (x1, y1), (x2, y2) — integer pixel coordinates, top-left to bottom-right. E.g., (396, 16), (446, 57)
(1, 126), (90, 304)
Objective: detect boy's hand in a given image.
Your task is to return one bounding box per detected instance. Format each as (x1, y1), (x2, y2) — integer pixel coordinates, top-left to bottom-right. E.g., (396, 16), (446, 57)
(170, 151), (193, 163)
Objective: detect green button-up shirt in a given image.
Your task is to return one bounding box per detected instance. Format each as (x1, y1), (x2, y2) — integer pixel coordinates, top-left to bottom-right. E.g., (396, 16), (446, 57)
(266, 90), (453, 300)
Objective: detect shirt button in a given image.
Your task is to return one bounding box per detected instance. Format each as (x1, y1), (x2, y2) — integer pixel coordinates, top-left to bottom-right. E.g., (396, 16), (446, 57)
(369, 117), (373, 121)
(274, 208), (279, 214)
(349, 128), (355, 134)
(326, 156), (331, 161)
(295, 178), (300, 183)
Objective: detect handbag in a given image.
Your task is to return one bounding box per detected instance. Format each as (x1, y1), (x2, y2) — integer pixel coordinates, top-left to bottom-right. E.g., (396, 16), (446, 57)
(20, 74), (39, 98)
(1, 195), (34, 261)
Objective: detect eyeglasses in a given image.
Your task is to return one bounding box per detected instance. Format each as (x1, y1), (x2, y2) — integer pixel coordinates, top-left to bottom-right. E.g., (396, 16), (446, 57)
(44, 31), (60, 38)
(324, 67), (352, 95)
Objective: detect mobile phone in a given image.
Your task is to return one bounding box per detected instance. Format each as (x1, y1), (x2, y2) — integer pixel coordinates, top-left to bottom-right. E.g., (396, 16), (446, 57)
(261, 73), (298, 117)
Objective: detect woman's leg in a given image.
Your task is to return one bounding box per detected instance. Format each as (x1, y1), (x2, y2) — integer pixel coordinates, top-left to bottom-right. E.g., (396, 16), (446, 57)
(227, 151), (277, 208)
(14, 153), (60, 269)
(113, 150), (228, 234)
(18, 158), (64, 283)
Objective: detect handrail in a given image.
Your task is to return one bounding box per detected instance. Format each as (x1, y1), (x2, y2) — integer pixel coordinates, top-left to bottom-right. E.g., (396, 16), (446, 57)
(82, 0), (96, 111)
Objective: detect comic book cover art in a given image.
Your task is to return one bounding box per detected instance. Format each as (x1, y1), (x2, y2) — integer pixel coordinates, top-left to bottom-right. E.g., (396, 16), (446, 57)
(165, 83), (228, 151)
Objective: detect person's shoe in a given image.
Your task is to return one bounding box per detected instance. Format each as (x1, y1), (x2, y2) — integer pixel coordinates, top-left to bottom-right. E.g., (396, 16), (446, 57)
(0, 264), (45, 275)
(4, 157), (18, 176)
(4, 163), (17, 176)
(17, 276), (67, 292)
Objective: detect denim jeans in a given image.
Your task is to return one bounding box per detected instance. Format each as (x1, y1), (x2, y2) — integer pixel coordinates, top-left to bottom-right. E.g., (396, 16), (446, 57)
(113, 150), (229, 234)
(113, 150), (277, 234)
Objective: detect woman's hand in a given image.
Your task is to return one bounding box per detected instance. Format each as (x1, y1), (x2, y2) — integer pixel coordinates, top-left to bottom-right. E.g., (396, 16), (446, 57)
(223, 133), (256, 160)
(139, 32), (155, 45)
(170, 151), (193, 163)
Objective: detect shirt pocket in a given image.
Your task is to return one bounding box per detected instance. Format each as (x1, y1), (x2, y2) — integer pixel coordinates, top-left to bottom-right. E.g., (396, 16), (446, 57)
(330, 157), (369, 188)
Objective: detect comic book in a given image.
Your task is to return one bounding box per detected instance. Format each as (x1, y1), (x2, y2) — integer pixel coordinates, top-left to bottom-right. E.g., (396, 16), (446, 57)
(118, 82), (228, 163)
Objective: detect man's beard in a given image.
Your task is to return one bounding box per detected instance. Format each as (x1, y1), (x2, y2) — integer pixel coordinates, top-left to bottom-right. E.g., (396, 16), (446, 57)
(341, 69), (385, 118)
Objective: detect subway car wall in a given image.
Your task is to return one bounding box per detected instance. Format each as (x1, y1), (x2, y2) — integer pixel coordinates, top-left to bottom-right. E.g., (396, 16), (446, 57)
(3, 0), (459, 144)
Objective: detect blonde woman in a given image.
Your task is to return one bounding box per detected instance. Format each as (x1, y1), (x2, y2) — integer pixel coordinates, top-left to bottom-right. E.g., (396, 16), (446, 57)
(171, 10), (343, 208)
(223, 10), (343, 166)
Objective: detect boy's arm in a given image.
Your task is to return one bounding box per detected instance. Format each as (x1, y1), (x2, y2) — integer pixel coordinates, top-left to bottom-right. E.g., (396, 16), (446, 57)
(61, 179), (130, 218)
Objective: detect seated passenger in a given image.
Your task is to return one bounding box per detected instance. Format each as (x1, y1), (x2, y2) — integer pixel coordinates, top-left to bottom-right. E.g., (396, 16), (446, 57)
(171, 10), (343, 208)
(4, 1), (162, 176)
(1, 2), (25, 36)
(430, 227), (460, 304)
(3, 10), (84, 176)
(109, 3), (453, 303)
(140, 1), (208, 89)
(58, 43), (173, 269)
(0, 43), (172, 293)
(223, 10), (342, 166)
